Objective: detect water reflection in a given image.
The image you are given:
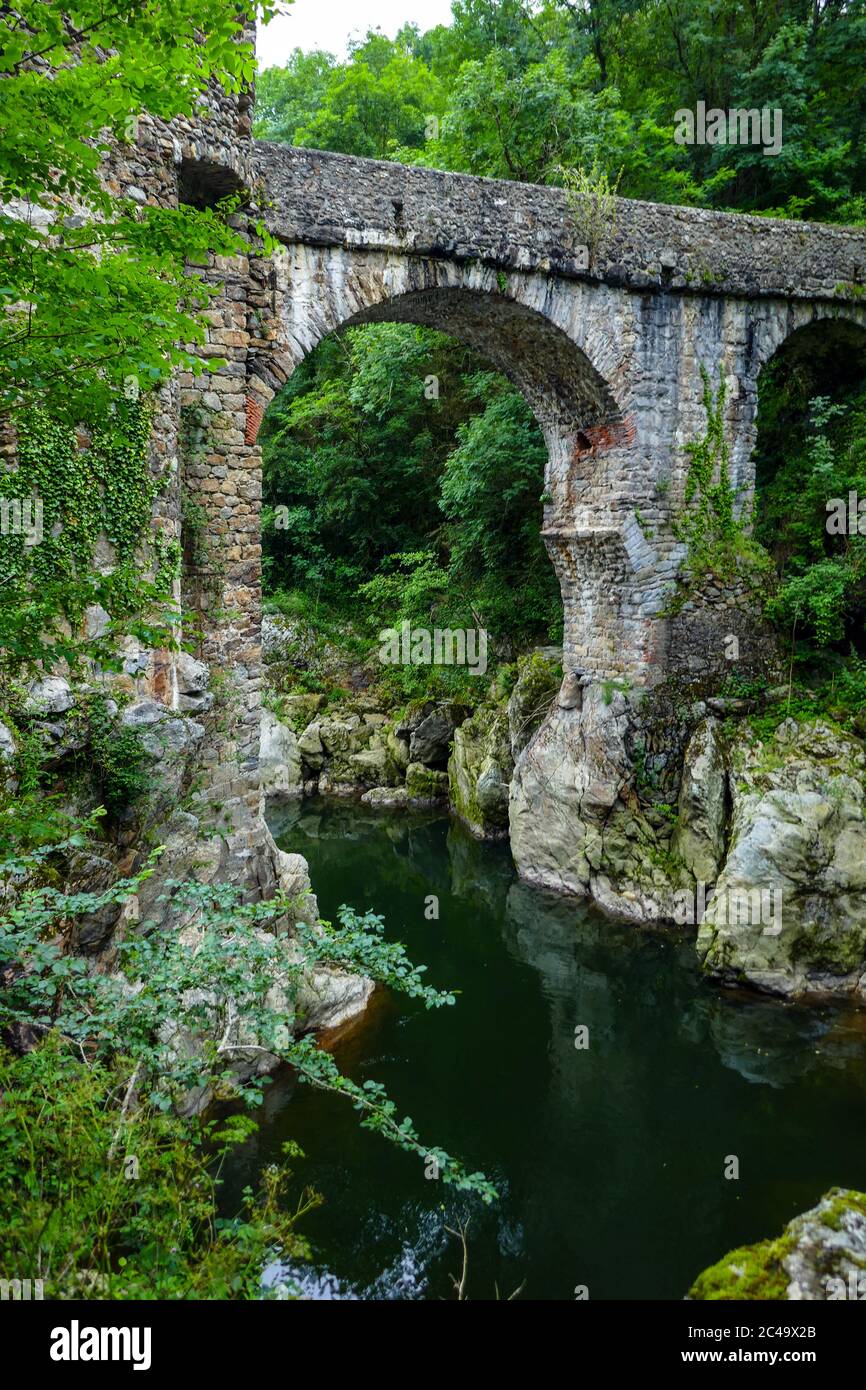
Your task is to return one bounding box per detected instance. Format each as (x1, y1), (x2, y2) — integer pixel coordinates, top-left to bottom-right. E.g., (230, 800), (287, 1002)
(225, 798), (866, 1300)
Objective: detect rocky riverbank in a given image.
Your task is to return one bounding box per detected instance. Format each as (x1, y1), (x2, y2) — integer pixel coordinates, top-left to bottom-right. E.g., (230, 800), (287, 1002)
(688, 1189), (866, 1300)
(262, 611), (866, 1005)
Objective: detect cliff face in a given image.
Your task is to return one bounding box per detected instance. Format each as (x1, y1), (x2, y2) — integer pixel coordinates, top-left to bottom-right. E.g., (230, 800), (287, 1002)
(509, 685), (866, 1001)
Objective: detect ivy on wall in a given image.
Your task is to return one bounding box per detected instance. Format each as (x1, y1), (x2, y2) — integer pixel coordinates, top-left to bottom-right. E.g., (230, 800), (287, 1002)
(0, 402), (178, 676)
(672, 367), (771, 587)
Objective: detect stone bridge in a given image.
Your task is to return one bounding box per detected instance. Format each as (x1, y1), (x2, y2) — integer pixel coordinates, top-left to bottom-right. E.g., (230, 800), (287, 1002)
(167, 132), (866, 828)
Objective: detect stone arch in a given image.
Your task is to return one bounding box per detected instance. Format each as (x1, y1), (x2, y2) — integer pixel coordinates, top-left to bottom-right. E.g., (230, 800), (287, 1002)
(750, 304), (866, 377)
(247, 247), (626, 442)
(750, 310), (866, 550)
(247, 246), (653, 683)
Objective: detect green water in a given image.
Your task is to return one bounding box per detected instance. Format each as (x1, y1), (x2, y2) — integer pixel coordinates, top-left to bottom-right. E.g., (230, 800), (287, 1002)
(227, 797), (866, 1301)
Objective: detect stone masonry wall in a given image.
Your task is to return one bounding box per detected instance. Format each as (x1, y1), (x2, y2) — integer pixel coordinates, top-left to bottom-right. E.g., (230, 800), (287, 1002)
(82, 114), (866, 821)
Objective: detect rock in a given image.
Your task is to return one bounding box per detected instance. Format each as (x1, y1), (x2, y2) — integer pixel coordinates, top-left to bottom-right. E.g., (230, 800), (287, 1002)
(274, 847), (319, 924)
(706, 695), (757, 715)
(175, 654), (208, 695)
(174, 652), (211, 713)
(386, 729), (410, 769)
(262, 612), (295, 661)
(84, 604), (111, 640)
(409, 704), (464, 766)
(361, 786), (409, 808)
(394, 700), (435, 739)
(136, 825), (373, 1113)
(558, 671), (583, 710)
(120, 700), (204, 775)
(316, 715), (354, 754)
(688, 1189), (866, 1300)
(297, 720), (325, 770)
(672, 717), (728, 884)
(347, 744), (401, 787)
(278, 693), (324, 731)
(25, 676), (74, 716)
(507, 651), (562, 756)
(293, 960), (375, 1032)
(696, 719), (866, 999)
(509, 682), (679, 916)
(120, 698), (167, 728)
(406, 762), (449, 803)
(0, 720), (15, 763)
(260, 708), (302, 797)
(449, 703), (513, 839)
(509, 683), (630, 895)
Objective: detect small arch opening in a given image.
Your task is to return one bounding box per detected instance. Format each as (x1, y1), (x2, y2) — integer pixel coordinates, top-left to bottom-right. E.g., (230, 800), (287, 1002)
(753, 316), (866, 679)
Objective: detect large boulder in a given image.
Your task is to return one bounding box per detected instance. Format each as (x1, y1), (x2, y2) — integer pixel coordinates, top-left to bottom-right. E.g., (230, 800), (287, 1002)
(409, 703), (465, 766)
(297, 720), (325, 771)
(260, 707), (302, 797)
(25, 676), (74, 716)
(696, 718), (866, 999)
(278, 693), (324, 732)
(347, 742), (401, 787)
(509, 682), (678, 920)
(671, 716), (728, 884)
(449, 703), (513, 839)
(688, 1189), (866, 1300)
(406, 761), (449, 804)
(135, 826), (372, 1114)
(510, 685), (628, 896)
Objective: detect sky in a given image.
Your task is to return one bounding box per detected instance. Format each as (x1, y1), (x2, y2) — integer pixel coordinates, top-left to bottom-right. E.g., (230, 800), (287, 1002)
(257, 0), (454, 68)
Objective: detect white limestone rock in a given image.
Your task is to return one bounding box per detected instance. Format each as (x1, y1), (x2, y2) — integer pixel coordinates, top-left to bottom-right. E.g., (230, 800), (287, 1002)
(696, 719), (866, 999)
(260, 707), (302, 797)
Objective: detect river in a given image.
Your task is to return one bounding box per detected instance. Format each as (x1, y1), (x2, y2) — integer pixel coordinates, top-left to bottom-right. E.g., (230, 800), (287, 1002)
(221, 797), (866, 1300)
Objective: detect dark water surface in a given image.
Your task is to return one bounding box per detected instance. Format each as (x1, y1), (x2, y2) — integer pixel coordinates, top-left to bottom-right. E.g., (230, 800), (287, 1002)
(226, 798), (866, 1300)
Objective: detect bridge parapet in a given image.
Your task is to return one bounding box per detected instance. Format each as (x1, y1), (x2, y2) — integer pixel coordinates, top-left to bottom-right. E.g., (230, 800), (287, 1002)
(254, 142), (866, 305)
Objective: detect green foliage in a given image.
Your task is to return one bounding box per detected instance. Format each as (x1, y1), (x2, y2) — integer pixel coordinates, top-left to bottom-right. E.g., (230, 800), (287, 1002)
(0, 1038), (317, 1300)
(0, 402), (178, 676)
(0, 1), (280, 423)
(674, 367), (770, 586)
(256, 3), (866, 224)
(758, 386), (866, 648)
(558, 159), (622, 264)
(674, 369), (739, 569)
(81, 695), (151, 816)
(262, 326), (560, 691)
(256, 32), (445, 159)
(0, 840), (498, 1213)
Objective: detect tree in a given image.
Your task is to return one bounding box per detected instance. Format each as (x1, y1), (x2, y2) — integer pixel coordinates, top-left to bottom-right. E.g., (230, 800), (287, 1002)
(0, 2), (285, 674)
(0, 1), (284, 425)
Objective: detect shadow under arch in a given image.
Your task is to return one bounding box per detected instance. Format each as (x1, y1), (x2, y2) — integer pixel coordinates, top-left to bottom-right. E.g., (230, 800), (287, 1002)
(754, 315), (866, 485)
(752, 312), (866, 658)
(343, 287), (623, 439)
(758, 315), (866, 390)
(249, 274), (625, 452)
